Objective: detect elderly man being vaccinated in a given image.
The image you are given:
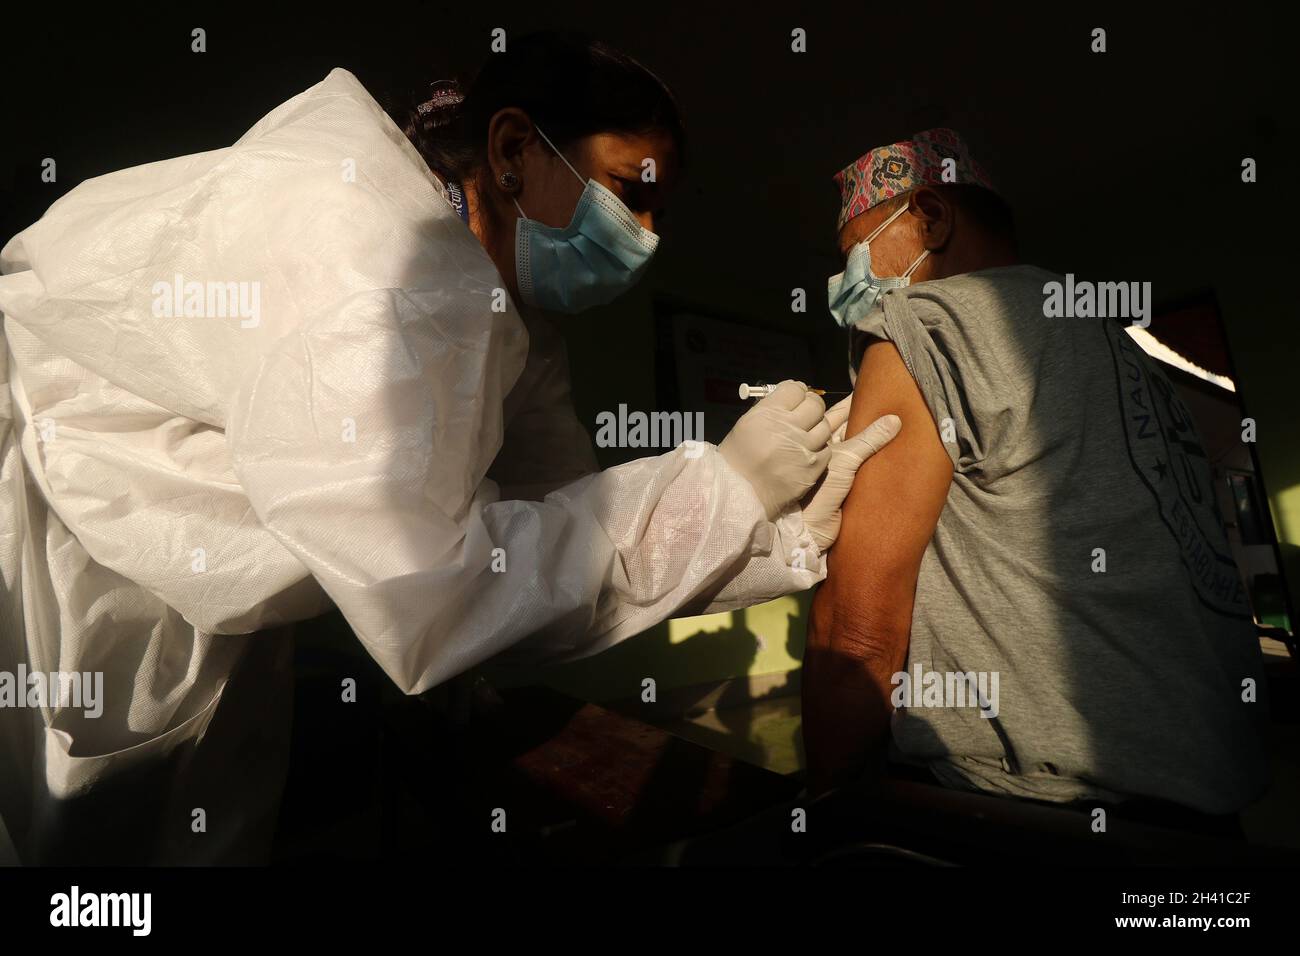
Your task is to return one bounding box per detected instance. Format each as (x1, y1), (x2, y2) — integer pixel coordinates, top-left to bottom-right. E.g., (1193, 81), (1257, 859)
(803, 128), (1269, 834)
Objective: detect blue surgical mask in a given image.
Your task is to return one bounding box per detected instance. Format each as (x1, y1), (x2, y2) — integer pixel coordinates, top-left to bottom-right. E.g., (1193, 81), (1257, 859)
(513, 127), (659, 313)
(826, 202), (929, 328)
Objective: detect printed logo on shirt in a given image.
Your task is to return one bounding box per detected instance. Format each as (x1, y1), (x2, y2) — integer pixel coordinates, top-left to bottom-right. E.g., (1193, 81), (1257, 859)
(1105, 321), (1248, 616)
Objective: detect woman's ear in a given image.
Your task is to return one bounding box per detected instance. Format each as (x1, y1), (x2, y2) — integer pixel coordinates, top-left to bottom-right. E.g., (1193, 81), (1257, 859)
(485, 108), (535, 198)
(910, 187), (953, 251)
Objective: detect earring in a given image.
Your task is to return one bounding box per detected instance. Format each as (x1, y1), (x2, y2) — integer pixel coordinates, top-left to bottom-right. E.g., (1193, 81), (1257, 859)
(499, 171), (519, 189)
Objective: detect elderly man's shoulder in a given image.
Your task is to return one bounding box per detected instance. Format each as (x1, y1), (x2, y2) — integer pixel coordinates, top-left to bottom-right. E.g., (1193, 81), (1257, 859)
(919, 264), (1058, 306)
(889, 265), (1061, 341)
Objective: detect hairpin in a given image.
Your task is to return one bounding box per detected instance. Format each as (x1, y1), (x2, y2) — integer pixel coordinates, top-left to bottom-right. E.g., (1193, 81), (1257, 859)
(416, 80), (464, 119)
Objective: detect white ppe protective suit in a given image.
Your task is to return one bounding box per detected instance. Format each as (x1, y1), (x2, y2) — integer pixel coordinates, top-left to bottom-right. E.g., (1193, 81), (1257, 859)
(0, 69), (839, 863)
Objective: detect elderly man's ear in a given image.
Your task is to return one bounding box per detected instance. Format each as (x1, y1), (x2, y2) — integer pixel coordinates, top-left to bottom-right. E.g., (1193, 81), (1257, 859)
(909, 186), (954, 251)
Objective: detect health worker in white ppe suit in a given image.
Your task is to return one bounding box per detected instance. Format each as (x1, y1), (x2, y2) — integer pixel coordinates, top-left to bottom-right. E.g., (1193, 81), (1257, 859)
(0, 33), (899, 864)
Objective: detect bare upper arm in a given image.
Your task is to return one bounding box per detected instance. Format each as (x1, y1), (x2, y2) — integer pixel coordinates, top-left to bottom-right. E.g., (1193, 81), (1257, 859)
(825, 338), (953, 641)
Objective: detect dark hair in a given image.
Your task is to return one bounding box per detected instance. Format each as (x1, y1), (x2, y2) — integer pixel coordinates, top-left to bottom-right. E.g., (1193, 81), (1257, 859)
(402, 32), (685, 186)
(876, 184), (1016, 246)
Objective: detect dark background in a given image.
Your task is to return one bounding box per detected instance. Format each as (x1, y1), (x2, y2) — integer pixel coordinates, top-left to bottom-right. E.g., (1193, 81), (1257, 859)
(2, 3), (1294, 599)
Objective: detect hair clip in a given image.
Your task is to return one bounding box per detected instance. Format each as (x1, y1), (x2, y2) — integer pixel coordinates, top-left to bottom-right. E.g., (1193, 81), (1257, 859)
(416, 80), (465, 118)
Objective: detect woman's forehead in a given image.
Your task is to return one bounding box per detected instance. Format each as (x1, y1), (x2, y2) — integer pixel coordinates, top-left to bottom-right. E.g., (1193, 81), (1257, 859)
(585, 129), (675, 161)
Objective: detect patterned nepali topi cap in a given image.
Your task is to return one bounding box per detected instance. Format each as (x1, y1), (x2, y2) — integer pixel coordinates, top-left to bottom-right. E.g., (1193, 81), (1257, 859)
(833, 128), (997, 230)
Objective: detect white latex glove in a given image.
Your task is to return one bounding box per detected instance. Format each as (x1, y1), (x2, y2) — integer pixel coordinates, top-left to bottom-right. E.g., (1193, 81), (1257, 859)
(802, 399), (902, 551)
(719, 381), (832, 520)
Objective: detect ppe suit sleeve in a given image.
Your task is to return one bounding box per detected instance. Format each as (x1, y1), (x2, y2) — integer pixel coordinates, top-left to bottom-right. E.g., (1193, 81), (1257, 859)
(229, 293), (824, 693)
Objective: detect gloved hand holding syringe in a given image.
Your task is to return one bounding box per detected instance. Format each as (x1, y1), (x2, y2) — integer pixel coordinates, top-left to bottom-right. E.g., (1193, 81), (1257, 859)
(720, 380), (900, 551)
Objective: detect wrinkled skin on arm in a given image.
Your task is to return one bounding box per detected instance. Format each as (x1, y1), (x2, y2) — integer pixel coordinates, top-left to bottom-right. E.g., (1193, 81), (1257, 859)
(803, 339), (953, 795)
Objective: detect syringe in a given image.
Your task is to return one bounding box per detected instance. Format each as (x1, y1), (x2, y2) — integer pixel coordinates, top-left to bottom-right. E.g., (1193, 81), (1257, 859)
(738, 382), (847, 400)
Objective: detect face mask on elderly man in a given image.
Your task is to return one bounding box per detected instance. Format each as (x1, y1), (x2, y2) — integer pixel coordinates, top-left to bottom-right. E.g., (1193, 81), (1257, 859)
(826, 201), (931, 329)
